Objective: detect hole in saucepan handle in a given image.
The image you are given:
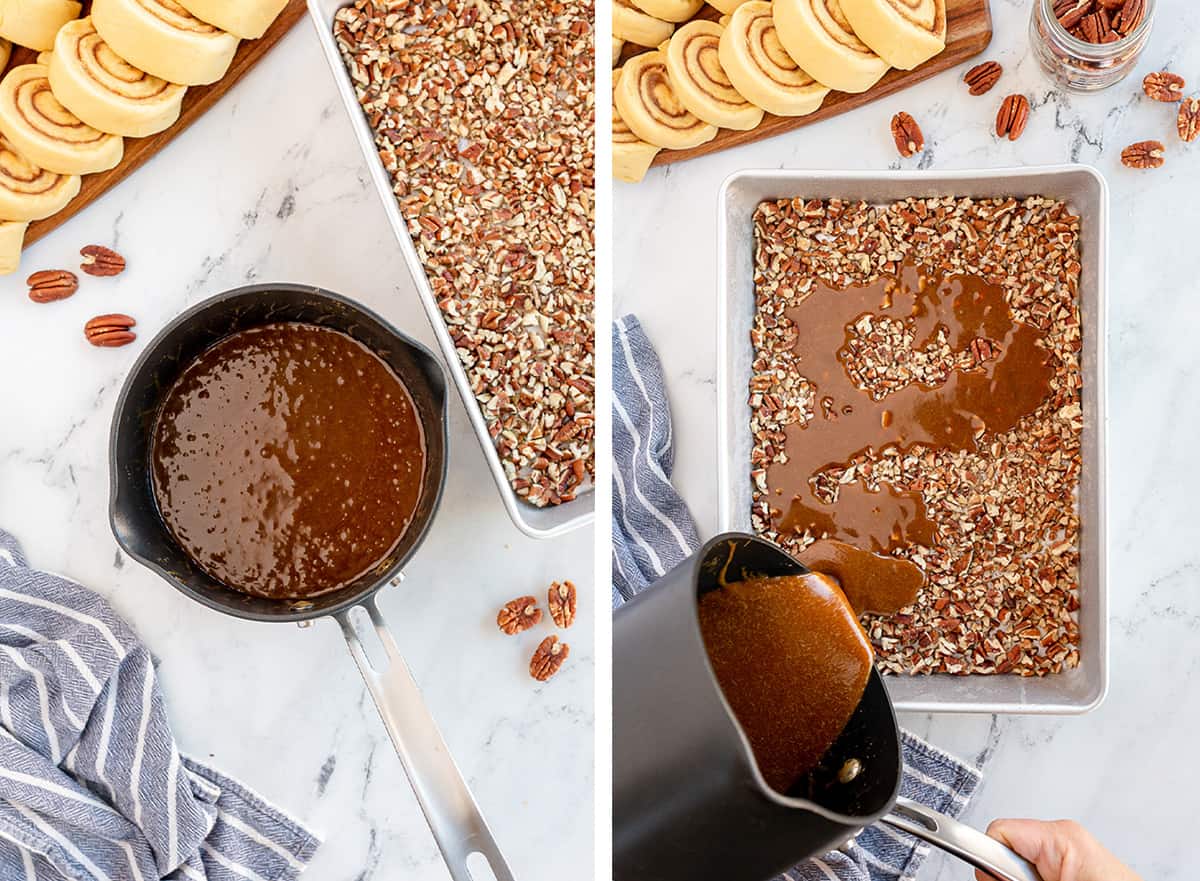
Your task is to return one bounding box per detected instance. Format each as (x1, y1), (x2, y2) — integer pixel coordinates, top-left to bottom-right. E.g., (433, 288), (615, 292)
(466, 851), (500, 881)
(890, 801), (939, 833)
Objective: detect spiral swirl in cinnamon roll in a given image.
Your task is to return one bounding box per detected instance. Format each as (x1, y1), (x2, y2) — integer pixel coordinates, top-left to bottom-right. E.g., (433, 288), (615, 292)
(0, 133), (82, 221)
(839, 0), (945, 70)
(718, 2), (829, 117)
(666, 21), (762, 130)
(0, 65), (124, 175)
(614, 50), (718, 151)
(49, 18), (187, 138)
(175, 0), (287, 39)
(629, 0), (705, 24)
(0, 0), (82, 53)
(0, 219), (28, 276)
(613, 71), (661, 183)
(772, 0), (890, 93)
(613, 0), (674, 48)
(92, 0), (239, 86)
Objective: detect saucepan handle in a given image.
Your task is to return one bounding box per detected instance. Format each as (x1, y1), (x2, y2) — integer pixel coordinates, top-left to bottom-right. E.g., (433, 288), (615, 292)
(336, 596), (515, 881)
(882, 798), (1043, 881)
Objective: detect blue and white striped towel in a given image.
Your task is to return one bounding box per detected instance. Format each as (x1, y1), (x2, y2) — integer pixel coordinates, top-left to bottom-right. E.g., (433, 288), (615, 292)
(0, 530), (321, 881)
(612, 314), (984, 881)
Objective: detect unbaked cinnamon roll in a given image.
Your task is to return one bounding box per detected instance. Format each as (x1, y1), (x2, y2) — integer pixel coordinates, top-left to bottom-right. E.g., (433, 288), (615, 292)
(630, 0), (705, 24)
(772, 0), (890, 93)
(175, 0), (287, 39)
(707, 0), (751, 13)
(667, 21), (762, 130)
(49, 18), (187, 138)
(0, 64), (123, 175)
(613, 37), (625, 66)
(718, 2), (829, 117)
(614, 49), (718, 151)
(0, 133), (81, 221)
(0, 219), (28, 275)
(0, 0), (81, 52)
(0, 39), (10, 69)
(839, 0), (946, 69)
(613, 71), (660, 183)
(613, 0), (674, 48)
(91, 0), (239, 86)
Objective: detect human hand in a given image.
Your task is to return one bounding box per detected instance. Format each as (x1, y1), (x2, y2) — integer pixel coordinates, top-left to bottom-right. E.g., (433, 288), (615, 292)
(974, 819), (1141, 881)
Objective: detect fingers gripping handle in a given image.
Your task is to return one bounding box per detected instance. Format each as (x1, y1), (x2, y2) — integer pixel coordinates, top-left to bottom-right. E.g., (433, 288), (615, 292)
(337, 598), (516, 881)
(882, 798), (1043, 881)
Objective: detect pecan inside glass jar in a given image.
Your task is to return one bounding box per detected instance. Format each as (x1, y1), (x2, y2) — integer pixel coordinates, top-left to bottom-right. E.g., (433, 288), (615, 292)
(1030, 0), (1155, 92)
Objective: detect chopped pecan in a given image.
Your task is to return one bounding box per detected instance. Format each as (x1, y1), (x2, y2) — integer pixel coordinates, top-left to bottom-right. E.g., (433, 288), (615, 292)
(497, 596), (542, 634)
(1120, 140), (1165, 169)
(995, 94), (1031, 141)
(1143, 71), (1185, 102)
(890, 112), (924, 158)
(84, 313), (137, 347)
(27, 269), (79, 303)
(1178, 97), (1200, 143)
(963, 61), (1002, 96)
(547, 580), (577, 628)
(80, 245), (126, 277)
(529, 635), (569, 681)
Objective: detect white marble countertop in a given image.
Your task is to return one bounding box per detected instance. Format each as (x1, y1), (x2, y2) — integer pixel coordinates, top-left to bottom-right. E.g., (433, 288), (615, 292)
(616, 1), (1199, 877)
(0, 20), (593, 881)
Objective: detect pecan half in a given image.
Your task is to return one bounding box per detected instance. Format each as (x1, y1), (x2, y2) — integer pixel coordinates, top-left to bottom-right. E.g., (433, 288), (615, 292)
(1055, 0), (1091, 30)
(1079, 10), (1111, 42)
(890, 112), (924, 158)
(79, 245), (126, 277)
(1120, 140), (1165, 169)
(1096, 0), (1123, 8)
(996, 94), (1031, 141)
(547, 580), (577, 628)
(529, 635), (569, 681)
(27, 269), (79, 303)
(1143, 71), (1185, 102)
(1178, 97), (1200, 143)
(964, 61), (1002, 96)
(1116, 0), (1145, 34)
(497, 595), (542, 634)
(84, 314), (137, 347)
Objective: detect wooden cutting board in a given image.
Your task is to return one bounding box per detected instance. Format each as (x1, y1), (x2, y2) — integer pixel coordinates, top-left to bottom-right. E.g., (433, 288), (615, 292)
(641, 0), (993, 167)
(6, 0), (309, 248)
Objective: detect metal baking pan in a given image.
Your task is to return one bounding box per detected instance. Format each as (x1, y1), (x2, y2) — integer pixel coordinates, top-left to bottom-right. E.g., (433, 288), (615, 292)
(306, 0), (594, 539)
(717, 166), (1108, 714)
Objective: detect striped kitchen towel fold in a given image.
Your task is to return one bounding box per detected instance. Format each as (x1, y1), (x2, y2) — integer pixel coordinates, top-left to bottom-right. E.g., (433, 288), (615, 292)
(611, 315), (984, 881)
(0, 530), (321, 881)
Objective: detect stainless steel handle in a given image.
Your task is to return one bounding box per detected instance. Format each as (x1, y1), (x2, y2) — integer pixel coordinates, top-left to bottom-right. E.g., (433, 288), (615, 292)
(336, 597), (515, 881)
(882, 798), (1043, 881)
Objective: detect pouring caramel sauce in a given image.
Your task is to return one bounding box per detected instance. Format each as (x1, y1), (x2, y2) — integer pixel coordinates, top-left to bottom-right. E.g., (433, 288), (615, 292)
(768, 261), (1054, 553)
(151, 323), (425, 599)
(698, 540), (923, 795)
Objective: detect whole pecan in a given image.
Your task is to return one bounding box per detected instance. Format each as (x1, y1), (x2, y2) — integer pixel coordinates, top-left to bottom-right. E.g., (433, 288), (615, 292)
(1178, 98), (1200, 143)
(1079, 10), (1110, 42)
(1116, 0), (1145, 34)
(80, 244), (126, 277)
(1144, 71), (1185, 102)
(996, 94), (1031, 141)
(1120, 140), (1165, 169)
(1096, 0), (1123, 8)
(890, 112), (924, 158)
(529, 635), (569, 681)
(964, 61), (1002, 96)
(1056, 0), (1091, 30)
(27, 269), (79, 303)
(547, 580), (577, 628)
(497, 595), (542, 634)
(84, 313), (137, 347)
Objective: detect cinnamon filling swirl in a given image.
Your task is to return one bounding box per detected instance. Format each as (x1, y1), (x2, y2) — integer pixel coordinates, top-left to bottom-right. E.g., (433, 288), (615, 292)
(136, 0), (222, 34)
(17, 78), (110, 148)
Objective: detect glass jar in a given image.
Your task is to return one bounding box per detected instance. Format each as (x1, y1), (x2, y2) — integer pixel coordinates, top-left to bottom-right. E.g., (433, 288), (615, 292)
(1029, 0), (1156, 92)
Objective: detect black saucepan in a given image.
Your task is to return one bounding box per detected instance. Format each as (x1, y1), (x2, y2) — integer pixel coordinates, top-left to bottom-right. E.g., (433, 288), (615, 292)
(109, 284), (513, 881)
(614, 533), (1043, 881)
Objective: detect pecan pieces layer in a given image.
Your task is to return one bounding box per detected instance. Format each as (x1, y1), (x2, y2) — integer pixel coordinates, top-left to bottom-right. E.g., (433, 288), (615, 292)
(890, 112), (924, 158)
(963, 61), (1002, 96)
(996, 95), (1031, 141)
(80, 245), (126, 277)
(27, 269), (78, 303)
(548, 580), (577, 628)
(530, 635), (569, 681)
(1121, 140), (1165, 168)
(497, 596), (543, 634)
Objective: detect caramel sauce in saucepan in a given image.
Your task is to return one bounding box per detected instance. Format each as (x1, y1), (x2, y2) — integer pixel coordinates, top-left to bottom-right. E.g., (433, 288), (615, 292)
(151, 323), (426, 600)
(699, 541), (923, 795)
(769, 261), (1054, 552)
